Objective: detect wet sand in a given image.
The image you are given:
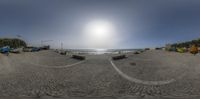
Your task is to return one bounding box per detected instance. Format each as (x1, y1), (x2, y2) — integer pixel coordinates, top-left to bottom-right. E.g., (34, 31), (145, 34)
(0, 50), (200, 99)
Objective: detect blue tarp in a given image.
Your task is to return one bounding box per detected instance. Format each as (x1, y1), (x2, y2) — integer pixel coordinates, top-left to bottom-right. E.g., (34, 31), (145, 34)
(0, 46), (10, 53)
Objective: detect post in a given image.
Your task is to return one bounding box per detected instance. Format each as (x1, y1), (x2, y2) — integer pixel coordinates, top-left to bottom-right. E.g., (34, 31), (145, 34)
(61, 42), (63, 50)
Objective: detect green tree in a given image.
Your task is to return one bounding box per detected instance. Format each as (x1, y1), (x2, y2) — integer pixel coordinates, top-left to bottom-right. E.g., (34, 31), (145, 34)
(0, 38), (27, 48)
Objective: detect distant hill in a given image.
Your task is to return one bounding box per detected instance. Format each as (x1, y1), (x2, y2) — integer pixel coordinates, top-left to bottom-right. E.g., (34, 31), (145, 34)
(0, 38), (27, 48)
(171, 38), (200, 48)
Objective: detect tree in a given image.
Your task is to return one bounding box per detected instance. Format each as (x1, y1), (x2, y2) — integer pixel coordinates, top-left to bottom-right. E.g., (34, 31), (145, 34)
(0, 38), (27, 48)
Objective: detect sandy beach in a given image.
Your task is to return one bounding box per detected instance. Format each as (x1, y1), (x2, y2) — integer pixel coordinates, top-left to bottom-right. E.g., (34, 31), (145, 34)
(0, 50), (200, 99)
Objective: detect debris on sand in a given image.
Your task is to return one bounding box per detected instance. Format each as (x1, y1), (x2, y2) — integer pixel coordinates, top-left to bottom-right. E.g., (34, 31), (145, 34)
(72, 55), (86, 60)
(134, 51), (140, 54)
(130, 62), (136, 66)
(112, 55), (126, 60)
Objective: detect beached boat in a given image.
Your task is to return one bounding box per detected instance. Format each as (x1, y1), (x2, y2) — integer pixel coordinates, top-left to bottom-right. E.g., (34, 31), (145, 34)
(0, 46), (10, 53)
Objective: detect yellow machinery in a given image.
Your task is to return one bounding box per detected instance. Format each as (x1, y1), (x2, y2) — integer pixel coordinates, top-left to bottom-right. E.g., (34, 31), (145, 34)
(177, 48), (185, 53)
(190, 45), (198, 55)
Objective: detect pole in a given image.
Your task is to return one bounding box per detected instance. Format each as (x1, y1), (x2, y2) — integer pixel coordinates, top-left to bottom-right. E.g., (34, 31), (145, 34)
(61, 42), (63, 50)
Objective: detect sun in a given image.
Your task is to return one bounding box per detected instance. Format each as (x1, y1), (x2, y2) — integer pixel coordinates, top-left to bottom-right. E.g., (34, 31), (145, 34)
(85, 20), (114, 40)
(83, 20), (116, 48)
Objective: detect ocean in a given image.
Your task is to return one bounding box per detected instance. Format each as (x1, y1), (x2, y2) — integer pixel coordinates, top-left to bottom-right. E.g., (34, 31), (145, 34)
(65, 49), (141, 55)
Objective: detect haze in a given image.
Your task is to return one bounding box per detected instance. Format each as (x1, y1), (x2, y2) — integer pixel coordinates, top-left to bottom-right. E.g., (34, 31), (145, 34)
(0, 0), (200, 49)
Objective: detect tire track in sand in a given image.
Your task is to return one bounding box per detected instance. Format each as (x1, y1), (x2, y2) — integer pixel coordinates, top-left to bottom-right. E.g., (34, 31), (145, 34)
(109, 59), (176, 85)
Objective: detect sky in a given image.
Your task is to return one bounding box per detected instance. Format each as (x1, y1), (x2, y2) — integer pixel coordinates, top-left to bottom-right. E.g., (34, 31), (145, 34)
(0, 0), (200, 49)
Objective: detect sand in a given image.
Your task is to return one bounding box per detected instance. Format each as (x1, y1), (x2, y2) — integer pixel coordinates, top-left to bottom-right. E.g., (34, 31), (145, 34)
(0, 50), (200, 99)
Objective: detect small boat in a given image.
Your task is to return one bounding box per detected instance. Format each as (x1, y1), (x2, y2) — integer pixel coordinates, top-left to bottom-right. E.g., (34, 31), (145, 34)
(0, 46), (10, 53)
